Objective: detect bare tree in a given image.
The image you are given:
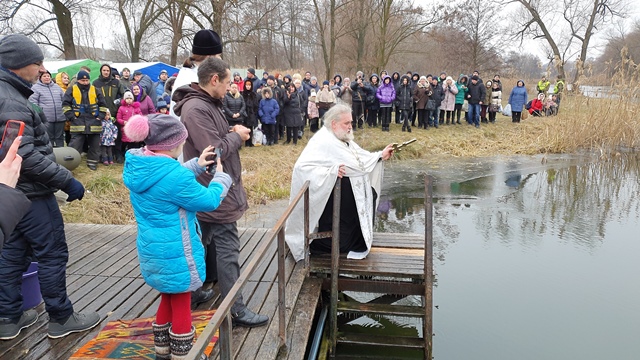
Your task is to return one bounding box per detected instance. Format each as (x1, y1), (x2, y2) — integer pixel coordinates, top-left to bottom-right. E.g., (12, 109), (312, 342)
(115, 0), (168, 61)
(0, 0), (82, 59)
(370, 0), (447, 74)
(509, 0), (626, 86)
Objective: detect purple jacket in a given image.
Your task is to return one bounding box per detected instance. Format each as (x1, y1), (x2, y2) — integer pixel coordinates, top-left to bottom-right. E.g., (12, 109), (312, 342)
(376, 76), (396, 105)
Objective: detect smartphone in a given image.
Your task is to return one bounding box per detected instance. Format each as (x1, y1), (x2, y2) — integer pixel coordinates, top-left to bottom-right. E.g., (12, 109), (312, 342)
(206, 147), (223, 174)
(0, 120), (25, 162)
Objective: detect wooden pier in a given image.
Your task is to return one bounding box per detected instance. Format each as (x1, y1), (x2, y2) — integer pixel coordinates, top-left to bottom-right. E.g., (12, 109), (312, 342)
(0, 177), (433, 359)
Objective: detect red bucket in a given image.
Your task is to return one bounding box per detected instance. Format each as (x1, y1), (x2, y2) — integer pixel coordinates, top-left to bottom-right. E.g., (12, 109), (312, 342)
(22, 262), (42, 310)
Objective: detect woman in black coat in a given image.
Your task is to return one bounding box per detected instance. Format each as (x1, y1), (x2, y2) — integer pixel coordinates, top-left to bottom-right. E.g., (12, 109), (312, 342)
(223, 83), (246, 127)
(282, 83), (302, 145)
(242, 80), (259, 147)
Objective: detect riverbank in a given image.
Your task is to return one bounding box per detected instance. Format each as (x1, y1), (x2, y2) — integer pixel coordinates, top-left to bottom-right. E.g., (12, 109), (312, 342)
(61, 94), (640, 224)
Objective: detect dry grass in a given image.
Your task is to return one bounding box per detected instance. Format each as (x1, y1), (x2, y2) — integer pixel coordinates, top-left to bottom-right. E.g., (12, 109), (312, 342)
(62, 93), (640, 224)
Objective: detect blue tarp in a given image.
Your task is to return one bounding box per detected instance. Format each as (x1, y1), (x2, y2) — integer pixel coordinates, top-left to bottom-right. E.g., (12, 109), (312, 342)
(110, 62), (180, 82)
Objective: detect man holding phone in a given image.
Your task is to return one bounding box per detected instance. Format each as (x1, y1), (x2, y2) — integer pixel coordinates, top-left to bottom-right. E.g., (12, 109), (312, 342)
(0, 34), (100, 340)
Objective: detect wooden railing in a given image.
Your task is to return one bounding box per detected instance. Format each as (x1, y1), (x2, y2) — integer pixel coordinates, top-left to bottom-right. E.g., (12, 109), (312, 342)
(186, 180), (311, 360)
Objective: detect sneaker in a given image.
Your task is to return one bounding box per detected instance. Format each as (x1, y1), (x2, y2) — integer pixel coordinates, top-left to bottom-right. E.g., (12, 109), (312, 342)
(48, 311), (100, 339)
(0, 309), (38, 340)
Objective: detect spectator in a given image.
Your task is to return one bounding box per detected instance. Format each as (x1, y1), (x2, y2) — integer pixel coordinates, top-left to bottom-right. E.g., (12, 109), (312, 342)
(100, 110), (118, 165)
(120, 67), (133, 90)
(132, 70), (155, 106)
(241, 80), (259, 147)
(529, 93), (545, 116)
(173, 57), (269, 328)
(316, 80), (336, 120)
(466, 75), (486, 128)
(233, 71), (245, 92)
(508, 80), (528, 123)
(29, 70), (66, 147)
(258, 87), (279, 145)
(62, 70), (109, 170)
(0, 34), (99, 341)
(377, 75), (396, 131)
(488, 81), (502, 123)
(537, 76), (550, 94)
(307, 90), (320, 133)
(396, 75), (413, 131)
(282, 82), (302, 145)
(116, 91), (144, 151)
(155, 69), (168, 100)
(412, 76), (432, 129)
(454, 75), (468, 125)
(223, 83), (246, 127)
(440, 76), (459, 125)
(131, 83), (156, 115)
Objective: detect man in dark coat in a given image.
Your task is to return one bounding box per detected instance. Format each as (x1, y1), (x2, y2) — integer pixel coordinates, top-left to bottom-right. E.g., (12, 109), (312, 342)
(0, 34), (99, 340)
(173, 56), (268, 328)
(350, 71), (371, 130)
(466, 75), (486, 128)
(62, 70), (109, 170)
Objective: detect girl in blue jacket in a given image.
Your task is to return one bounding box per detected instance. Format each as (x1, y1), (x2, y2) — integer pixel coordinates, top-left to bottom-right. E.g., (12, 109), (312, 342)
(122, 114), (231, 360)
(258, 87), (280, 145)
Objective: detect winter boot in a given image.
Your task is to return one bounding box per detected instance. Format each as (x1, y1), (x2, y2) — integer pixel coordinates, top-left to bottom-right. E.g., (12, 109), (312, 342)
(169, 326), (208, 360)
(407, 126), (411, 133)
(153, 322), (171, 360)
(401, 126), (406, 132)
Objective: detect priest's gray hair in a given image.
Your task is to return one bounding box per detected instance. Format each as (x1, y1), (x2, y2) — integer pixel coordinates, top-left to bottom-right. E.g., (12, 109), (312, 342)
(323, 102), (352, 133)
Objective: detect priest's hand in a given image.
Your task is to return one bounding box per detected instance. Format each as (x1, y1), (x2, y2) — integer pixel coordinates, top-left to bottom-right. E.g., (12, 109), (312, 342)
(381, 144), (394, 161)
(337, 164), (346, 178)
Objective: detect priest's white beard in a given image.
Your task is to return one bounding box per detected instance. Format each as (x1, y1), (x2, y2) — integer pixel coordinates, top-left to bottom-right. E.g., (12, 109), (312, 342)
(334, 127), (354, 142)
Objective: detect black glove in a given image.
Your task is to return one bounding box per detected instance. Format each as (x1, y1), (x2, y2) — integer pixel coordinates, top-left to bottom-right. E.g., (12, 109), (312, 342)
(63, 178), (85, 202)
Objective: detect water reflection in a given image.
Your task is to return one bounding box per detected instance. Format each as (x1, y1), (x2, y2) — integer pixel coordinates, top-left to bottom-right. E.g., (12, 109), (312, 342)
(370, 153), (640, 359)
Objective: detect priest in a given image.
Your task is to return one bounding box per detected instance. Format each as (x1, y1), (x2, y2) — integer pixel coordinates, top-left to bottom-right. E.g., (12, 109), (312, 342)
(285, 103), (395, 262)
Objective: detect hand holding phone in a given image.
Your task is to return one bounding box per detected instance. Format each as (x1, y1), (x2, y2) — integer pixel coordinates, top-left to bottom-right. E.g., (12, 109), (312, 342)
(0, 133), (23, 188)
(0, 120), (25, 162)
(207, 147), (223, 174)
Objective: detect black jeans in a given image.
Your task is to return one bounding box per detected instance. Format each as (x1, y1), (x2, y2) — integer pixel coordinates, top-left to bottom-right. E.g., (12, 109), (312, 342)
(379, 107), (392, 127)
(286, 126), (298, 144)
(512, 111), (522, 122)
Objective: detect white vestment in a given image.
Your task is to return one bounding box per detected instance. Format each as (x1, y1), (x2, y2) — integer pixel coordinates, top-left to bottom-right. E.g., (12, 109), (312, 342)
(285, 127), (384, 262)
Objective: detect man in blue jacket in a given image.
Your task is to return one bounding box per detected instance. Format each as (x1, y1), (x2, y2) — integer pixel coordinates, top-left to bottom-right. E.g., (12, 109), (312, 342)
(0, 34), (100, 341)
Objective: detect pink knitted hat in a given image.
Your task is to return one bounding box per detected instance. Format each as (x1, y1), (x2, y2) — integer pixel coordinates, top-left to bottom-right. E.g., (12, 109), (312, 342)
(124, 114), (188, 151)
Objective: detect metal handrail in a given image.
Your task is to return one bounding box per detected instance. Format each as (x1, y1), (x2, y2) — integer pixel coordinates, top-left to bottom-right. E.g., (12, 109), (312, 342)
(186, 180), (311, 360)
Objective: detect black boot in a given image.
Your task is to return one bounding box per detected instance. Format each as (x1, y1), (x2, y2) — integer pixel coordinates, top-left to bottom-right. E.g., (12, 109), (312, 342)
(191, 288), (215, 308)
(153, 322), (171, 360)
(407, 126), (411, 133)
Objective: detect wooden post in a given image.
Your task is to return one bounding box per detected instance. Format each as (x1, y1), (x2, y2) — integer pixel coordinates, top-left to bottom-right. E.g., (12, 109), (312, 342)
(304, 186), (310, 273)
(424, 176), (433, 359)
(278, 228), (287, 347)
(219, 313), (232, 360)
(329, 179), (341, 356)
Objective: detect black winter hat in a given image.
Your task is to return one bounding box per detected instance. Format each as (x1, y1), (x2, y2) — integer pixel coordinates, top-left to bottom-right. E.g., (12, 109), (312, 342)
(192, 29), (222, 56)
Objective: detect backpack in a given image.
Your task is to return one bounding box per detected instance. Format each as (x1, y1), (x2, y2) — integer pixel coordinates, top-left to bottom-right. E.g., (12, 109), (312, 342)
(525, 100), (532, 110)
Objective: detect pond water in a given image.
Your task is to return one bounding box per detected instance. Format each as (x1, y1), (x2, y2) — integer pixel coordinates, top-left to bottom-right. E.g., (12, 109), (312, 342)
(346, 153), (640, 359)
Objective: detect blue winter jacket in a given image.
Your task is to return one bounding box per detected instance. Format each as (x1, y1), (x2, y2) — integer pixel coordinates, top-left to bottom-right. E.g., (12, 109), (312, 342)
(258, 97), (280, 124)
(508, 80), (528, 112)
(123, 149), (230, 294)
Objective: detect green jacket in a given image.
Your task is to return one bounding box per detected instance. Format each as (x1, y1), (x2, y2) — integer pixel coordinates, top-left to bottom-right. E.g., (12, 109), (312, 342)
(537, 80), (550, 92)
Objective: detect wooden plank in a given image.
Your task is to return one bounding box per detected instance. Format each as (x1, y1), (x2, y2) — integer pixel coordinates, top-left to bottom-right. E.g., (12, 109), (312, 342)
(336, 333), (425, 349)
(337, 301), (425, 317)
(371, 233), (425, 249)
(282, 278), (323, 360)
(321, 278), (425, 297)
(67, 226), (135, 274)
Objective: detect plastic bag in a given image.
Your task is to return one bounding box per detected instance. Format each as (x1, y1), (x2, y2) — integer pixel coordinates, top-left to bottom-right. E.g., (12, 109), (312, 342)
(502, 103), (512, 117)
(462, 100), (469, 112)
(253, 126), (264, 146)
